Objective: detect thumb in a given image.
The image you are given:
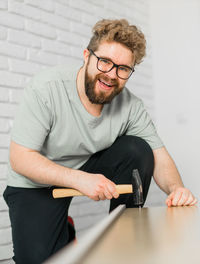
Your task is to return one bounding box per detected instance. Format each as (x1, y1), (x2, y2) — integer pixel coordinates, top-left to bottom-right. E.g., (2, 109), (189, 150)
(166, 199), (172, 207)
(166, 192), (174, 207)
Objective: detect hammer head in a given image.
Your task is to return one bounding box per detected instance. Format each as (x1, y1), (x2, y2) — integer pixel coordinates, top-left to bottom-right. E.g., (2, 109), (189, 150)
(132, 169), (144, 206)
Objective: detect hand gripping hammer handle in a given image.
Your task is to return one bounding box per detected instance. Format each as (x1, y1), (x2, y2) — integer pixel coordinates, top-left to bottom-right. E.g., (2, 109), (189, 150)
(53, 184), (132, 198)
(53, 169), (144, 205)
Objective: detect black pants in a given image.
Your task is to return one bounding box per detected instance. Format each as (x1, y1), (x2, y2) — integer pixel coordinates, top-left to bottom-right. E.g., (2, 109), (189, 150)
(3, 136), (154, 264)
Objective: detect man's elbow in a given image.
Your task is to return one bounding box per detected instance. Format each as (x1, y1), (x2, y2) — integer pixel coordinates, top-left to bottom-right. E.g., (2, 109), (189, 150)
(9, 141), (36, 174)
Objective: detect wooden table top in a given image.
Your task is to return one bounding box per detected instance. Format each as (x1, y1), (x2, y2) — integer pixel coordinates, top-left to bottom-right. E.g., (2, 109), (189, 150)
(79, 206), (200, 264)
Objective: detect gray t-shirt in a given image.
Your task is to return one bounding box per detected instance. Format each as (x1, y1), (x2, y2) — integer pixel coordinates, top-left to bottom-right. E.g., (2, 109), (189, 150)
(7, 63), (164, 188)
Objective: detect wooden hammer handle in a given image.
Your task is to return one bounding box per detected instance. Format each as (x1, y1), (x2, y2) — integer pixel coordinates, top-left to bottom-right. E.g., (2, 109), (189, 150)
(52, 184), (132, 198)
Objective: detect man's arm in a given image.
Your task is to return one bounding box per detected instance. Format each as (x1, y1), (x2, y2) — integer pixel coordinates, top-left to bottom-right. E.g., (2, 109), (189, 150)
(153, 147), (197, 206)
(10, 141), (119, 201)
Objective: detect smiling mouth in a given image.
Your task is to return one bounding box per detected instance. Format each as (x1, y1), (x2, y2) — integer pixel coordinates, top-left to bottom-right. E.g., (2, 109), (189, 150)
(98, 79), (115, 89)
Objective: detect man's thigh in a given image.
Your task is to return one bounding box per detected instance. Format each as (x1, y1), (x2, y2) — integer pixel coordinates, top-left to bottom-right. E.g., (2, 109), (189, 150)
(3, 186), (72, 264)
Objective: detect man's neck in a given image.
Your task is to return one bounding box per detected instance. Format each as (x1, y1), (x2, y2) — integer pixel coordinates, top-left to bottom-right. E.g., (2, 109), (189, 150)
(76, 67), (103, 117)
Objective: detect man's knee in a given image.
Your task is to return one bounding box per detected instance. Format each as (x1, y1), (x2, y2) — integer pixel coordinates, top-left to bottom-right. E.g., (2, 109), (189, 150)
(111, 136), (154, 209)
(114, 135), (154, 164)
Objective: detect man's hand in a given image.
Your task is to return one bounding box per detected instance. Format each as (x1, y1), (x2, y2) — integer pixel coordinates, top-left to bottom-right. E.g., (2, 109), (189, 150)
(165, 187), (198, 207)
(73, 171), (119, 201)
(153, 147), (198, 207)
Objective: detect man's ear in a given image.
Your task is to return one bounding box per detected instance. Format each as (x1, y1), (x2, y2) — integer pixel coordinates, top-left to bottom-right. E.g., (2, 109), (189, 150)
(83, 49), (90, 64)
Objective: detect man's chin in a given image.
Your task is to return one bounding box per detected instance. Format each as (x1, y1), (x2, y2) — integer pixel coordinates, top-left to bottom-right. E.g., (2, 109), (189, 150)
(88, 96), (109, 105)
(91, 87), (115, 104)
(85, 78), (122, 105)
(89, 94), (117, 105)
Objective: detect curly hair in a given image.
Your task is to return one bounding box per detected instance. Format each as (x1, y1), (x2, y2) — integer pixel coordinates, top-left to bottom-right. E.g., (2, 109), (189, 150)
(87, 19), (146, 65)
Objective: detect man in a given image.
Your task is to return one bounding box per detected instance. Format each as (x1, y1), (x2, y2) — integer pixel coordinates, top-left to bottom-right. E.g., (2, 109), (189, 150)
(4, 19), (197, 263)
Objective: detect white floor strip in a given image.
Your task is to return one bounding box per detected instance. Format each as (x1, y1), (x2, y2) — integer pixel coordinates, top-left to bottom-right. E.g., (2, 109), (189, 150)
(43, 204), (126, 264)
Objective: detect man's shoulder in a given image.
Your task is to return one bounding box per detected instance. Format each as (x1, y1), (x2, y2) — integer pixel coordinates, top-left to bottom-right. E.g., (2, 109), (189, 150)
(29, 62), (81, 89)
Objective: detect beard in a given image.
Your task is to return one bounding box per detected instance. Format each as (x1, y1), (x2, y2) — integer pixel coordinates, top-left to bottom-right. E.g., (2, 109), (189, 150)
(84, 64), (124, 105)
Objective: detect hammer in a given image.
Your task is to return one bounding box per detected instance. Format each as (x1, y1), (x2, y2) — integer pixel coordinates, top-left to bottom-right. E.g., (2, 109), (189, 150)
(52, 169), (144, 206)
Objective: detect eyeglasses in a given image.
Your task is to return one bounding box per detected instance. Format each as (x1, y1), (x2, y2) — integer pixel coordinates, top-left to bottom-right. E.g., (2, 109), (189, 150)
(89, 49), (134, 80)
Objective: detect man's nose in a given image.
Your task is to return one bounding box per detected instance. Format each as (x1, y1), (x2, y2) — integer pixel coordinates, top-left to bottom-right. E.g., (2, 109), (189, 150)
(105, 66), (118, 79)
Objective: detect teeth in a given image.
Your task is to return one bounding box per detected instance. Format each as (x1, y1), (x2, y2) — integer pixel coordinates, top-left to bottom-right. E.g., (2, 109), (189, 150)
(100, 79), (112, 87)
(104, 82), (111, 87)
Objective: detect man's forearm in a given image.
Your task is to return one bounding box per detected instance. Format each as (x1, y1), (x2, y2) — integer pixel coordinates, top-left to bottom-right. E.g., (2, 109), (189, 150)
(153, 147), (184, 195)
(153, 147), (197, 207)
(10, 141), (81, 188)
(10, 141), (119, 201)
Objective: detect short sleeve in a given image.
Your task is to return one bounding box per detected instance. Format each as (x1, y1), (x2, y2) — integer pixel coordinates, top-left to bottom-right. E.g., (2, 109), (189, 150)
(11, 82), (52, 151)
(125, 99), (164, 149)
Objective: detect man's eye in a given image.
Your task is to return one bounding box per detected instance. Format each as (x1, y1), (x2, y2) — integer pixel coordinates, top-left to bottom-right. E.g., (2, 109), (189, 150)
(119, 67), (129, 72)
(100, 59), (111, 64)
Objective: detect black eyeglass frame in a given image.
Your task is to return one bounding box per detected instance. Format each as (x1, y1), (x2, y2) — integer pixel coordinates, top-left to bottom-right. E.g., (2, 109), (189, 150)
(89, 49), (135, 80)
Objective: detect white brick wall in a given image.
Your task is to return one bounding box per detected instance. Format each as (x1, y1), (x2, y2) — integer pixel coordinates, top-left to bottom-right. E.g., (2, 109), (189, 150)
(0, 0), (163, 262)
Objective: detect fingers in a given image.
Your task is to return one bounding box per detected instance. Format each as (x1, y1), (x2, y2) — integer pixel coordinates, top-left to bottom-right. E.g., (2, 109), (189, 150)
(183, 195), (197, 206)
(106, 183), (119, 199)
(172, 189), (187, 206)
(97, 184), (119, 201)
(93, 180), (119, 201)
(166, 187), (197, 207)
(190, 198), (198, 206)
(166, 198), (172, 207)
(98, 192), (107, 201)
(166, 192), (174, 207)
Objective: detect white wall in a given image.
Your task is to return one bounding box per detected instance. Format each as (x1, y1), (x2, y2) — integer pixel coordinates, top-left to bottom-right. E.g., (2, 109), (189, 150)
(0, 1), (159, 262)
(149, 0), (200, 202)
